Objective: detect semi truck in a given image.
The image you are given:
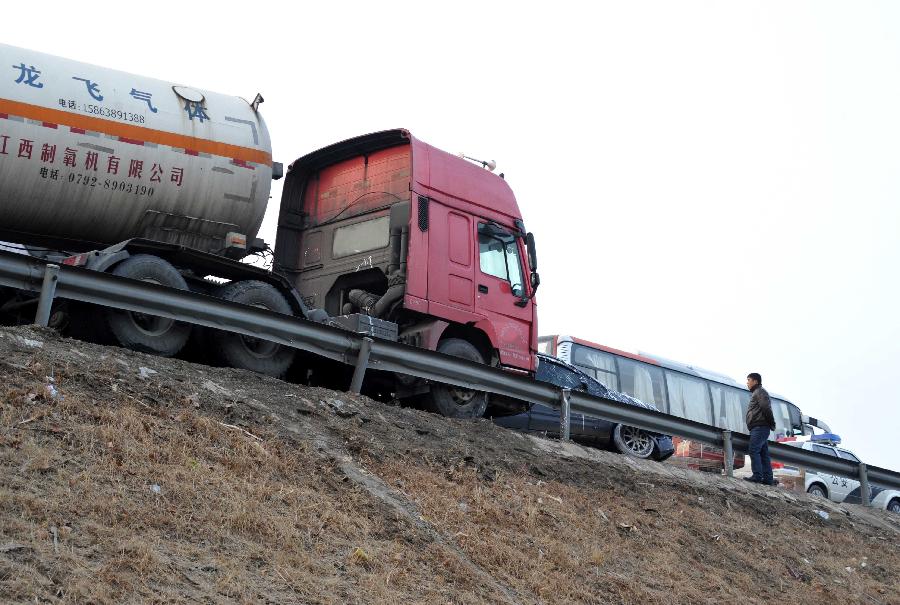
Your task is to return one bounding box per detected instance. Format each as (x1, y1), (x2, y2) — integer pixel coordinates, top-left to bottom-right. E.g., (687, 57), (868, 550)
(0, 43), (540, 418)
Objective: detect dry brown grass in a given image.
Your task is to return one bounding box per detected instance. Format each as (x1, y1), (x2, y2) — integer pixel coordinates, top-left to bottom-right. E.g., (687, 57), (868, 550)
(363, 455), (900, 604)
(0, 347), (508, 603)
(0, 326), (897, 604)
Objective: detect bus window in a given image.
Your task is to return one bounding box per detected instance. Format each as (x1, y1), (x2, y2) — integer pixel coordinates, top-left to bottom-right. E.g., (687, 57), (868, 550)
(666, 372), (712, 424)
(771, 399), (793, 439)
(618, 358), (667, 410)
(571, 344), (619, 390)
(786, 401), (803, 435)
(710, 384), (748, 432)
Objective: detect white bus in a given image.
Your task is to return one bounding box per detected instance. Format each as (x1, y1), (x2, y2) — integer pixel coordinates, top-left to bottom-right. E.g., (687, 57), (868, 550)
(540, 335), (829, 471)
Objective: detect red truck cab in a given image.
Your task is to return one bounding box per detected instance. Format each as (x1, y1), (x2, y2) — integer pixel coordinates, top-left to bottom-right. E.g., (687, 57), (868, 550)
(274, 129), (539, 417)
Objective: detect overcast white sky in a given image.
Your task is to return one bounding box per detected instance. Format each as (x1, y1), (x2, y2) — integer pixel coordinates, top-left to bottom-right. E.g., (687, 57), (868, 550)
(8, 1), (899, 470)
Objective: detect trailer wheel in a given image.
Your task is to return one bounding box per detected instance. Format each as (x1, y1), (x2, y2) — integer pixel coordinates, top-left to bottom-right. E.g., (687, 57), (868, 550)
(210, 280), (295, 378)
(427, 338), (489, 419)
(103, 255), (191, 356)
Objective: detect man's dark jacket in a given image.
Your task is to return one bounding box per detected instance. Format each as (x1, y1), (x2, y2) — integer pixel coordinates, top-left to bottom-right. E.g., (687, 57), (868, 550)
(746, 385), (776, 430)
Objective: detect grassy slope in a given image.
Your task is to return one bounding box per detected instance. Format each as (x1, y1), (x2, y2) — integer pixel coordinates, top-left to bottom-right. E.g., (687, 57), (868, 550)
(0, 326), (897, 604)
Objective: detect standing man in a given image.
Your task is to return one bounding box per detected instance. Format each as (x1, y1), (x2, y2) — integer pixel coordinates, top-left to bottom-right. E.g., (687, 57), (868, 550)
(745, 372), (777, 485)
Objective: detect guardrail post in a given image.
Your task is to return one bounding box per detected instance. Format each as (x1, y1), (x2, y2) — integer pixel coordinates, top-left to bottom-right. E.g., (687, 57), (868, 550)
(722, 429), (734, 478)
(559, 388), (571, 441)
(34, 264), (60, 327)
(858, 462), (871, 507)
(349, 337), (373, 394)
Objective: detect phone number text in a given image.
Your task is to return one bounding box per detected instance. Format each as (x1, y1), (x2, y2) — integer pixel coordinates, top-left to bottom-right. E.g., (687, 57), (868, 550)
(82, 104), (146, 124)
(67, 172), (155, 197)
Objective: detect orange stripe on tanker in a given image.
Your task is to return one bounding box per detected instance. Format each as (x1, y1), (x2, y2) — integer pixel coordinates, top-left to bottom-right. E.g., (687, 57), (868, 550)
(0, 98), (271, 166)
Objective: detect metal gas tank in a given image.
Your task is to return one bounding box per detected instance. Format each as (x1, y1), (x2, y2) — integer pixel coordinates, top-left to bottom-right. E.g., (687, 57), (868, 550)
(0, 43), (273, 254)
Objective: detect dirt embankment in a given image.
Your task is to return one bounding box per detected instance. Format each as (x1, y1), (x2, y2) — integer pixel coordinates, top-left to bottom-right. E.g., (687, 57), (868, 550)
(0, 325), (898, 604)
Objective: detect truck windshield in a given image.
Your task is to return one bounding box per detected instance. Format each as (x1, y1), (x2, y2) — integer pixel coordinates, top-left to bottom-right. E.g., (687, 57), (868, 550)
(478, 224), (524, 295)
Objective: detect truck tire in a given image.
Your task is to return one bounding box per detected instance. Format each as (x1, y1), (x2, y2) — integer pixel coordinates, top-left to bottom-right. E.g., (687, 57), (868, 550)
(103, 255), (191, 356)
(427, 338), (489, 419)
(209, 280), (295, 378)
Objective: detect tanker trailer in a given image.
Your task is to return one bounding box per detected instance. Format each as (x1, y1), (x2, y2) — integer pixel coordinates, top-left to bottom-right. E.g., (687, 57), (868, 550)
(0, 43), (305, 376)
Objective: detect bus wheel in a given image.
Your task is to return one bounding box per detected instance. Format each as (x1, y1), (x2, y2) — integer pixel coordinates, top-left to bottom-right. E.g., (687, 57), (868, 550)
(209, 280), (295, 378)
(612, 424), (655, 459)
(427, 338), (488, 419)
(807, 484), (827, 499)
(103, 255), (191, 356)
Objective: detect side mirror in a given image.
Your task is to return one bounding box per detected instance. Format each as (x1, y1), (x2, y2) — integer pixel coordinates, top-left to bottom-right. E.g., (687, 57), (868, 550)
(530, 271), (540, 291)
(525, 232), (537, 271)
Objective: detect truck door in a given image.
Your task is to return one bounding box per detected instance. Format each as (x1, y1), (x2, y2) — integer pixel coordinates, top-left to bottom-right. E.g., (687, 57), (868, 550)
(474, 222), (533, 368)
(426, 201), (477, 320)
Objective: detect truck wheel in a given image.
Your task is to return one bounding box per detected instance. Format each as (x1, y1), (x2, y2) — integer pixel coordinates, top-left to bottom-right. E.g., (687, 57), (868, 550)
(103, 255), (191, 356)
(210, 280), (295, 378)
(427, 338), (488, 419)
(612, 424), (655, 459)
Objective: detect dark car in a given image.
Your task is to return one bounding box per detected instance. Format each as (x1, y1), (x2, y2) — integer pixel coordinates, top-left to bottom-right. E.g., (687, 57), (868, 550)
(493, 354), (675, 461)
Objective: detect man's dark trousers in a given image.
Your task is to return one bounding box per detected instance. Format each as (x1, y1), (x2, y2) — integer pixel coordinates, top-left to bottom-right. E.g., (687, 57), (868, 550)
(748, 426), (773, 482)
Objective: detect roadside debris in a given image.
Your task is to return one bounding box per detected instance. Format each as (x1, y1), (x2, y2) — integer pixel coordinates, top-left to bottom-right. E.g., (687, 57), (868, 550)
(349, 547), (370, 564)
(43, 377), (60, 401)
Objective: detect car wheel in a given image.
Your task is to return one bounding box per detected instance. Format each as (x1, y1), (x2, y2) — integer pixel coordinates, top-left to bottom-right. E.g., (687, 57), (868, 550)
(807, 484), (828, 499)
(612, 424), (655, 459)
(888, 498), (900, 514)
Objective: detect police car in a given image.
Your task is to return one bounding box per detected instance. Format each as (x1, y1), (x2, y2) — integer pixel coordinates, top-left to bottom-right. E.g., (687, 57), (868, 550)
(774, 434), (900, 513)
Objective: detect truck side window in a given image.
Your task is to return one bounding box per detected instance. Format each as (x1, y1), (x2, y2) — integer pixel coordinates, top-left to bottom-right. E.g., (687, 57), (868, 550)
(478, 223), (524, 294)
(332, 215), (390, 259)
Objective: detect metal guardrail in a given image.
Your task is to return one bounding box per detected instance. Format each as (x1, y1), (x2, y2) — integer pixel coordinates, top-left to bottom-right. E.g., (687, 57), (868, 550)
(1, 249), (898, 503)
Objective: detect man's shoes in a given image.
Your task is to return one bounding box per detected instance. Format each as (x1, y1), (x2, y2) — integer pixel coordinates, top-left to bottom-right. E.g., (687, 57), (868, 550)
(743, 476), (762, 483)
(763, 478), (780, 486)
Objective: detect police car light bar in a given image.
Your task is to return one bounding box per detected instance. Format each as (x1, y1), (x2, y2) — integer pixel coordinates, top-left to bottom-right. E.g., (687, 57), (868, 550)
(810, 433), (841, 446)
